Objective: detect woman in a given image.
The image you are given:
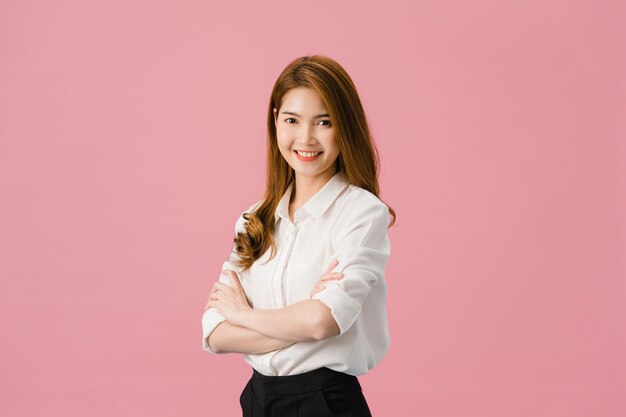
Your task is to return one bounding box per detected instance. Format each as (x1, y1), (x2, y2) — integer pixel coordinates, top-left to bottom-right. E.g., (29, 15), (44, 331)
(202, 55), (396, 417)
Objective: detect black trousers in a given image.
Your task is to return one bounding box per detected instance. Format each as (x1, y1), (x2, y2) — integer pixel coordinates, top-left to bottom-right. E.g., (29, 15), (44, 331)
(239, 366), (373, 417)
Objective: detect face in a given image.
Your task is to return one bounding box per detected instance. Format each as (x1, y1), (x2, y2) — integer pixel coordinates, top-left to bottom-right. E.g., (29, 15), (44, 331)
(274, 87), (340, 180)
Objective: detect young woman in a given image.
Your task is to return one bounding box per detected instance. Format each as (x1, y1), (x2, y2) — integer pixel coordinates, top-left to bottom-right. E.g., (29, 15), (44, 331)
(202, 55), (396, 417)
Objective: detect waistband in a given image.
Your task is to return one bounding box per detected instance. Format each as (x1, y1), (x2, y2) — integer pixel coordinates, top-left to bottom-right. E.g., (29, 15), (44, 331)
(249, 367), (358, 396)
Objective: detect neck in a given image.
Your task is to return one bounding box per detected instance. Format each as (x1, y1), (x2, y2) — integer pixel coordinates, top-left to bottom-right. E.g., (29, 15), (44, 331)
(291, 166), (337, 206)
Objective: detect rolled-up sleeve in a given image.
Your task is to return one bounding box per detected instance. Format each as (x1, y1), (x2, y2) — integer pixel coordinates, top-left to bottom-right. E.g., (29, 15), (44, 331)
(202, 203), (256, 354)
(202, 259), (239, 354)
(312, 203), (391, 336)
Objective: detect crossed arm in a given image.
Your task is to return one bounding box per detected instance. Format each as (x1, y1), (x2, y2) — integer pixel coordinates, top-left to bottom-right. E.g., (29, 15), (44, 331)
(205, 204), (390, 355)
(208, 321), (289, 355)
(205, 258), (344, 355)
(207, 300), (340, 354)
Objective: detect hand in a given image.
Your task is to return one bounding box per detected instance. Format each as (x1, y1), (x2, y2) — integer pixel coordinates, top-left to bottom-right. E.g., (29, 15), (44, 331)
(309, 259), (344, 298)
(205, 270), (252, 327)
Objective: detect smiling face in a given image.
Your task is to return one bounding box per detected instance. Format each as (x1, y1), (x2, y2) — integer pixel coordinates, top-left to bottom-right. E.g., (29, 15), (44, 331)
(274, 87), (340, 181)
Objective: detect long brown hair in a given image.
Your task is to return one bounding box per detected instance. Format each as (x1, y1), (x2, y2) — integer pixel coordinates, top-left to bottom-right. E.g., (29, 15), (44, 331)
(232, 55), (396, 272)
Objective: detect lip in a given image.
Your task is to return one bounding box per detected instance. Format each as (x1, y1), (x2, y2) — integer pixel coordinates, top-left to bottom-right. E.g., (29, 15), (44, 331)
(294, 150), (322, 161)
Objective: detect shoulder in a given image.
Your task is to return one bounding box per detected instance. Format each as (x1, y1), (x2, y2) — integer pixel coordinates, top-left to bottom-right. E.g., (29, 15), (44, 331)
(342, 184), (389, 219)
(332, 184), (390, 230)
(234, 198), (264, 234)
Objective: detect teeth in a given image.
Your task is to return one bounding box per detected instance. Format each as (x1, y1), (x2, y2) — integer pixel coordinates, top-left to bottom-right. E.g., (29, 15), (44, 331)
(296, 150), (321, 157)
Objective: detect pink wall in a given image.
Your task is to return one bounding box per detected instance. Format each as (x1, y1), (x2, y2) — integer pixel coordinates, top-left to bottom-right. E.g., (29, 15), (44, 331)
(1, 1), (624, 416)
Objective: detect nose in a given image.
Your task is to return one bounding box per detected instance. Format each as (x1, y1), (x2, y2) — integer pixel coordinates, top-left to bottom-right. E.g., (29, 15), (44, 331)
(296, 123), (316, 145)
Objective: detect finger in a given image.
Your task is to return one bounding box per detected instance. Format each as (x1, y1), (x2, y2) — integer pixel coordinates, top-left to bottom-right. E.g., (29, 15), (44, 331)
(316, 275), (343, 285)
(319, 272), (344, 282)
(319, 277), (342, 284)
(323, 259), (340, 275)
(224, 269), (243, 290)
(214, 282), (231, 292)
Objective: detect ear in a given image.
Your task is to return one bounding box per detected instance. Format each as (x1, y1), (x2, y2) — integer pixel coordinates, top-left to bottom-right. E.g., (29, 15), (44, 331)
(273, 108), (278, 124)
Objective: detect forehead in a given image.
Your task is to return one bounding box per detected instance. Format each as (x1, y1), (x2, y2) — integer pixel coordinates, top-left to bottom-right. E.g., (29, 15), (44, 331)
(280, 88), (327, 114)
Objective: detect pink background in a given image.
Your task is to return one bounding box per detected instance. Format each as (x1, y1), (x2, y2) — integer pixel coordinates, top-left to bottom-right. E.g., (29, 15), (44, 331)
(1, 1), (625, 416)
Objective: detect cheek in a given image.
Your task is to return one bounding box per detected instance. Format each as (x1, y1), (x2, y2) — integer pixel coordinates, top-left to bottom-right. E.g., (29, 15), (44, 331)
(322, 134), (339, 154)
(275, 132), (289, 150)
(276, 137), (294, 158)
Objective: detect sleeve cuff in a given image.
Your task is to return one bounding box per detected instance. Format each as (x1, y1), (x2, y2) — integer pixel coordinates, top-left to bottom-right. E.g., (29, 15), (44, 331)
(311, 282), (361, 336)
(201, 308), (228, 354)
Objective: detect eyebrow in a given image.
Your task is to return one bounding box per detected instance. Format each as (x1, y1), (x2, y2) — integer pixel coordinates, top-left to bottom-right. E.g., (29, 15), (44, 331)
(280, 111), (330, 118)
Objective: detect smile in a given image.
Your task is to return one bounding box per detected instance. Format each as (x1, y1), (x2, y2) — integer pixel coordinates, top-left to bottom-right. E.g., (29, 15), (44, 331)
(294, 150), (322, 161)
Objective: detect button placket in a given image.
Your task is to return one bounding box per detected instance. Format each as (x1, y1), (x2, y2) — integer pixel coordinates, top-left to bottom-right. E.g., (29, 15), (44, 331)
(268, 223), (300, 376)
(271, 225), (296, 308)
(281, 225), (299, 306)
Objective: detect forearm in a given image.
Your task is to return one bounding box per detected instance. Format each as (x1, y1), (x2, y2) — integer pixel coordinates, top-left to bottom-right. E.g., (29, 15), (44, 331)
(238, 300), (325, 342)
(208, 321), (295, 354)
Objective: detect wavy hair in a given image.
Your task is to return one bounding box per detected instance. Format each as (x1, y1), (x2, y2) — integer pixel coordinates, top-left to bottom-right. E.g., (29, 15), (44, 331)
(232, 55), (396, 272)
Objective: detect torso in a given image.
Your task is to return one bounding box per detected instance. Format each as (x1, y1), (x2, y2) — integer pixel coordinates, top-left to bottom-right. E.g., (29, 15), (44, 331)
(211, 170), (392, 376)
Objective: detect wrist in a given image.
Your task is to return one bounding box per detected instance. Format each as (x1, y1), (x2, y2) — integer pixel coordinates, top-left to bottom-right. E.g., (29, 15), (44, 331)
(237, 307), (256, 330)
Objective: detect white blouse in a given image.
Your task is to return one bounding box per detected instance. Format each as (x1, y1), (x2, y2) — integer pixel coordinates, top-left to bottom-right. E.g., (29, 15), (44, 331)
(201, 170), (391, 376)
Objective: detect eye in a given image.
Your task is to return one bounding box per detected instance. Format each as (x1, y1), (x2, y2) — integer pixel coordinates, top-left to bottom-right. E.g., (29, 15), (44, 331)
(284, 118), (297, 124)
(318, 119), (332, 127)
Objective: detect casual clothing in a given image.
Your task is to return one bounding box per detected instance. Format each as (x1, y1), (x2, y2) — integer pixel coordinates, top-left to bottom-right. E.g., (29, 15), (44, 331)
(201, 170), (391, 415)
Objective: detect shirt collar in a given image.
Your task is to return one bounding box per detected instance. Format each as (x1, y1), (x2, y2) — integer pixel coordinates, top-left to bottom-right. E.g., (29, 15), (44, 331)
(274, 170), (350, 223)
